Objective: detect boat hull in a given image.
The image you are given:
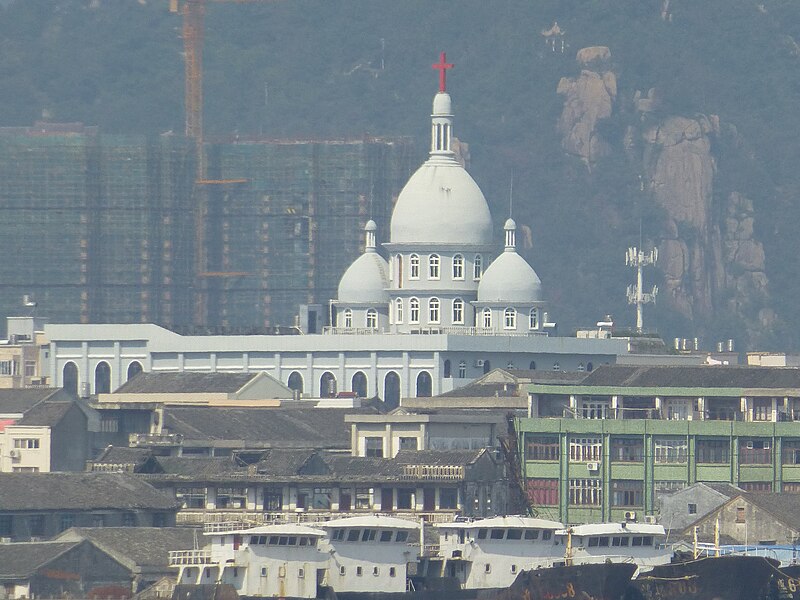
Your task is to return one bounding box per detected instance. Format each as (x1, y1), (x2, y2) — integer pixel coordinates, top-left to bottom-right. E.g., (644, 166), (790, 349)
(767, 563), (800, 600)
(626, 555), (776, 600)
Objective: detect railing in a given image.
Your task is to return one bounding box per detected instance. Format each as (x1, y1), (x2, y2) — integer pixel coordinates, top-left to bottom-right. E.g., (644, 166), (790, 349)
(400, 465), (464, 480)
(129, 433), (184, 447)
(168, 549), (212, 566)
(322, 326), (548, 337)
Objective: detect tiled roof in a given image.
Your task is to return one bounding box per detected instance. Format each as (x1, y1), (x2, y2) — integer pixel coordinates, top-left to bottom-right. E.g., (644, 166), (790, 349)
(16, 401), (75, 426)
(0, 542), (80, 578)
(580, 365), (800, 389)
(0, 473), (179, 511)
(739, 492), (800, 526)
(55, 527), (200, 572)
(115, 372), (258, 394)
(0, 388), (62, 415)
(254, 448), (319, 477)
(92, 445), (154, 466)
(162, 407), (374, 448)
(153, 457), (247, 478)
(393, 449), (486, 466)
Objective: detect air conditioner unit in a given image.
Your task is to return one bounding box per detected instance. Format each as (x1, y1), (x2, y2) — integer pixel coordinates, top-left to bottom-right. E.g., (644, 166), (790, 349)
(624, 511), (637, 521)
(8, 449), (20, 459)
(474, 360), (485, 368)
(644, 515), (657, 525)
(586, 462), (600, 472)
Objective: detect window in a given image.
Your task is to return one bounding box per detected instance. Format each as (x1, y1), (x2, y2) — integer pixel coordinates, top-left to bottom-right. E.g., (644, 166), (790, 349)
(783, 440), (800, 465)
(440, 488), (458, 509)
(753, 398), (772, 421)
(428, 254), (440, 279)
(490, 529), (505, 540)
(340, 566), (347, 576)
(178, 487), (206, 509)
(653, 438), (688, 464)
(122, 512), (136, 527)
(569, 479), (602, 506)
(736, 507), (746, 523)
(504, 308), (517, 329)
(395, 298), (403, 324)
(355, 488), (371, 509)
(739, 481), (772, 492)
(783, 482), (800, 493)
(654, 480), (687, 494)
(688, 503), (697, 515)
(320, 372), (337, 398)
(343, 309), (353, 328)
(452, 254), (464, 280)
(740, 439), (772, 465)
(0, 515), (11, 536)
(529, 308), (539, 329)
(452, 298), (464, 324)
(580, 400), (608, 419)
(409, 298), (420, 324)
(569, 437), (602, 462)
(397, 488), (414, 510)
(526, 479), (558, 506)
(429, 298), (440, 323)
(13, 438), (40, 449)
(298, 568), (305, 579)
(373, 566), (380, 577)
(60, 513), (74, 532)
(362, 529), (377, 542)
(525, 435), (559, 461)
(310, 488), (333, 510)
(264, 487), (283, 511)
(396, 531), (409, 542)
(389, 567), (396, 577)
(482, 307), (492, 329)
(399, 437), (418, 451)
(380, 530), (393, 542)
(216, 487), (247, 509)
(366, 309), (377, 329)
(610, 438), (643, 462)
(28, 515), (45, 537)
(365, 437), (384, 458)
(356, 567), (363, 577)
(410, 254), (420, 279)
(458, 361), (467, 378)
(474, 254), (483, 280)
(697, 439), (730, 464)
(611, 480), (643, 507)
(524, 530), (539, 540)
(100, 416), (119, 433)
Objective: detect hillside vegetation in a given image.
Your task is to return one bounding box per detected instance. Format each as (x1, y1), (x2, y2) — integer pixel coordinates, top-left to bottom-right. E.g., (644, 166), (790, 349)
(1, 0), (799, 350)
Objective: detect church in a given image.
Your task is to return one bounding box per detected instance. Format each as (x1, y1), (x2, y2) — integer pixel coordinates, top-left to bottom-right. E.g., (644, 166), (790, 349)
(45, 54), (634, 406)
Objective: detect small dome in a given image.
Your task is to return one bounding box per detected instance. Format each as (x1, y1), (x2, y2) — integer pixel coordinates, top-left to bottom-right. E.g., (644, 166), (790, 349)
(390, 162), (493, 245)
(338, 253), (390, 304)
(338, 220), (389, 304)
(478, 252), (542, 303)
(433, 92), (452, 116)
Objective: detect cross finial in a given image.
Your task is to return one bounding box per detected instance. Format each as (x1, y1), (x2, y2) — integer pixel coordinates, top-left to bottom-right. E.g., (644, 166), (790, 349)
(432, 52), (454, 93)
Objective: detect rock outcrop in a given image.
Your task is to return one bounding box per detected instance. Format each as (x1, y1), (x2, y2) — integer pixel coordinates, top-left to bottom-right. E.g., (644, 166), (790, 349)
(557, 46), (617, 166)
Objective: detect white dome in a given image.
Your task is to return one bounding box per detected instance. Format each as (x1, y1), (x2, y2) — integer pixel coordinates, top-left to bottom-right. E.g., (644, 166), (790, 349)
(478, 251), (542, 303)
(390, 161), (493, 245)
(337, 252), (389, 304)
(433, 92), (452, 115)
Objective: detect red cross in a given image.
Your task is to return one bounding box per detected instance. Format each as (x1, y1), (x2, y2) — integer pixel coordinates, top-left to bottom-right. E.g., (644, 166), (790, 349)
(432, 52), (454, 92)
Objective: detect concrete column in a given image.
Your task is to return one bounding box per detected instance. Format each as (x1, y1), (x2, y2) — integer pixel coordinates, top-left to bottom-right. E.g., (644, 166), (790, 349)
(370, 352), (378, 397)
(178, 353), (185, 372)
(242, 352), (249, 373)
(81, 342), (90, 394)
(432, 351), (440, 396)
(402, 352), (410, 400)
(339, 352), (346, 394)
(306, 353), (314, 397)
(113, 341), (121, 391)
(697, 397), (705, 420)
(274, 352), (282, 382)
(209, 353), (217, 372)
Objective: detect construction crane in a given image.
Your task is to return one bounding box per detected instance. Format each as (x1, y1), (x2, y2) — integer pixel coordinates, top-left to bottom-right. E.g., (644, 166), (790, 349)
(169, 0), (281, 324)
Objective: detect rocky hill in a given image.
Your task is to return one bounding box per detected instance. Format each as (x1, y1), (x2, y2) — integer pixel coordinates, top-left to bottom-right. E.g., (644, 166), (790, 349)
(0, 0), (798, 349)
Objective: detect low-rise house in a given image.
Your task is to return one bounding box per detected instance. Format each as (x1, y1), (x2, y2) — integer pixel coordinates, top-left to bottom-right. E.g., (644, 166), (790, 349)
(0, 540), (134, 600)
(99, 447), (506, 525)
(54, 527), (201, 593)
(658, 482), (743, 532)
(0, 472), (180, 541)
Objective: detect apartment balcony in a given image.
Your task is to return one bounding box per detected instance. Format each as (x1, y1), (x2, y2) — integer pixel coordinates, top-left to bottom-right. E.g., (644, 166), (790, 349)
(400, 465), (465, 480)
(168, 549), (212, 566)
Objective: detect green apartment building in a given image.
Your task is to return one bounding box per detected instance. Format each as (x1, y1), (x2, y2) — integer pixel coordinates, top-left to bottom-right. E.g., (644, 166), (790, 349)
(517, 365), (800, 523)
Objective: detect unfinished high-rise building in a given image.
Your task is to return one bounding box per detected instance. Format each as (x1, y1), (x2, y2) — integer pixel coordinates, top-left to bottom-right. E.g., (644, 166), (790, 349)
(0, 124), (414, 332)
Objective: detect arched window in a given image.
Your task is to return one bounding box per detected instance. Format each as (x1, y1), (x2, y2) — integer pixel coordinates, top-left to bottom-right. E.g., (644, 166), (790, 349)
(320, 372), (337, 398)
(63, 362), (78, 397)
(384, 372), (400, 409)
(504, 308), (517, 330)
(288, 371), (304, 394)
(429, 297), (440, 324)
(529, 360), (537, 370)
(409, 254), (420, 280)
(587, 362), (594, 372)
(409, 298), (420, 324)
(127, 361), (143, 381)
(395, 298), (403, 323)
(95, 361), (111, 394)
(483, 360), (491, 375)
(458, 361), (467, 378)
(416, 371), (432, 397)
(482, 307), (492, 329)
(428, 254), (440, 280)
(443, 360), (451, 379)
(474, 254), (483, 280)
(343, 309), (353, 328)
(366, 308), (378, 329)
(529, 308), (539, 330)
(352, 371), (368, 398)
(452, 254), (464, 280)
(452, 298), (464, 324)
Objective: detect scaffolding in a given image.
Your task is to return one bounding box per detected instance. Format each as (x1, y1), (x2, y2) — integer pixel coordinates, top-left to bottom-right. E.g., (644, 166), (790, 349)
(0, 127), (414, 331)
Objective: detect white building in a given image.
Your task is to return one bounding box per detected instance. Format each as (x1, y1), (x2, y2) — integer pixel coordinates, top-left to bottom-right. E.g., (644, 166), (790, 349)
(45, 58), (642, 406)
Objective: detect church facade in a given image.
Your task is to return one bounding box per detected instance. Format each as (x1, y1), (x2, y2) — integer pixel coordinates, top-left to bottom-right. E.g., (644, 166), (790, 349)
(45, 56), (630, 406)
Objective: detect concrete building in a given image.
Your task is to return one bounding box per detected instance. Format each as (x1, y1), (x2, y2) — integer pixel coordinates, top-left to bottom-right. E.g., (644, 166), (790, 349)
(518, 364), (800, 523)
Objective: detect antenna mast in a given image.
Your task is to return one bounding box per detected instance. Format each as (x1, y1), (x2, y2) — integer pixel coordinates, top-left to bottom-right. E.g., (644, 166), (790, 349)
(625, 246), (658, 333)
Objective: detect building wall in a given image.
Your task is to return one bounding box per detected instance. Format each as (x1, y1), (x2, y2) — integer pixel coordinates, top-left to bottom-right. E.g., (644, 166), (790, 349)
(50, 404), (89, 472)
(519, 417), (800, 524)
(657, 484), (730, 532)
(0, 426), (51, 473)
(695, 500), (800, 546)
(0, 510), (176, 541)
